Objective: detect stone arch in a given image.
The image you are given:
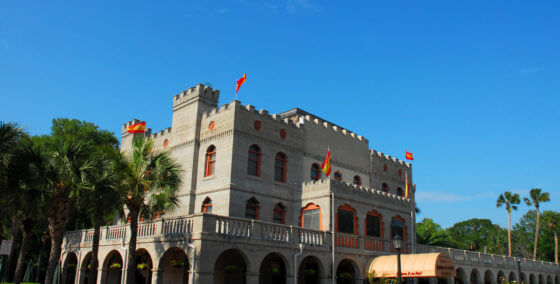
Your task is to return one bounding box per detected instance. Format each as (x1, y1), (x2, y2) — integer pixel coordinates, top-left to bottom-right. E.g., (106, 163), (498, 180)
(470, 269), (481, 284)
(547, 275), (552, 284)
(539, 274), (545, 284)
(455, 267), (467, 284)
(259, 252), (288, 284)
(336, 258), (358, 284)
(158, 247), (189, 284)
(298, 255), (324, 284)
(521, 273), (527, 284)
(508, 271), (516, 283)
(483, 270), (493, 284)
(63, 252), (78, 284)
(497, 271), (505, 284)
(79, 251), (93, 284)
(213, 248), (248, 284)
(530, 274), (536, 284)
(135, 248), (153, 284)
(554, 275), (559, 284)
(101, 250), (123, 284)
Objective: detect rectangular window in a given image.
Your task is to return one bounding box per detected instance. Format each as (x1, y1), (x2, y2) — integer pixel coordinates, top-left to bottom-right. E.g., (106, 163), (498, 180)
(246, 206), (257, 219)
(337, 209), (354, 234)
(391, 219), (404, 239)
(303, 209), (320, 230)
(275, 159), (285, 182)
(366, 215), (381, 237)
(273, 210), (285, 224)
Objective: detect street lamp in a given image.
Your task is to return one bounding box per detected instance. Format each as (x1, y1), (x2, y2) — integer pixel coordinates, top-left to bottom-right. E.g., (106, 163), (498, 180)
(393, 235), (403, 284)
(515, 253), (523, 284)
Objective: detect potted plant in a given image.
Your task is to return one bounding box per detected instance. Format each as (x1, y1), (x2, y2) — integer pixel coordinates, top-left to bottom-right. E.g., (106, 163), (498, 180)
(66, 263), (76, 269)
(271, 267), (280, 275)
(137, 263), (149, 271)
(304, 268), (316, 276)
(170, 260), (185, 268)
(225, 265), (237, 273)
(109, 262), (122, 270)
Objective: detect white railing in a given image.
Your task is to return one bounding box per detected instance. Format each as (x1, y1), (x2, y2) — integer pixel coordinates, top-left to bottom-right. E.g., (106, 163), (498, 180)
(84, 230), (95, 243)
(138, 222), (157, 238)
(105, 225), (126, 240)
(162, 217), (192, 236)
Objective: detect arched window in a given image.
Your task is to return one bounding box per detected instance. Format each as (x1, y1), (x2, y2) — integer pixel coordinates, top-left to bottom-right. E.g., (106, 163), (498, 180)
(205, 145), (216, 177)
(274, 152), (287, 183)
(202, 197), (212, 213)
(365, 210), (384, 238)
(273, 203), (286, 224)
(353, 175), (361, 186)
(300, 203), (322, 230)
(310, 163), (321, 181)
(336, 204), (357, 234)
(247, 144), (261, 176)
(391, 215), (407, 250)
(245, 197), (260, 220)
(383, 164), (388, 171)
(334, 171), (342, 181)
(397, 187), (404, 197)
(382, 183), (389, 193)
(398, 169), (402, 176)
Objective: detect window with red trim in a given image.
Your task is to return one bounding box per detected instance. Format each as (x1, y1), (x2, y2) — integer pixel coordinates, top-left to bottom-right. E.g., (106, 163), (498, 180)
(336, 204), (357, 234)
(353, 175), (361, 186)
(384, 164), (388, 171)
(311, 163), (321, 181)
(391, 215), (407, 244)
(365, 210), (383, 238)
(245, 197), (260, 220)
(300, 203), (322, 230)
(273, 203), (286, 224)
(382, 183), (389, 193)
(247, 144), (261, 176)
(334, 171), (342, 181)
(398, 169), (402, 176)
(205, 145), (216, 177)
(397, 187), (404, 197)
(202, 197), (212, 213)
(274, 152), (287, 183)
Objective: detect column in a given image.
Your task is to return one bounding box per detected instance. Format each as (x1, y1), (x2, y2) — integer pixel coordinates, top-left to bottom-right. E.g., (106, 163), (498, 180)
(151, 269), (161, 284)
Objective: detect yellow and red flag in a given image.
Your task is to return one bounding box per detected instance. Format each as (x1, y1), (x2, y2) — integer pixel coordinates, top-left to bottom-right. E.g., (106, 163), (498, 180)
(405, 172), (410, 198)
(405, 150), (414, 160)
(127, 122), (146, 133)
(236, 73), (247, 93)
(321, 150), (331, 177)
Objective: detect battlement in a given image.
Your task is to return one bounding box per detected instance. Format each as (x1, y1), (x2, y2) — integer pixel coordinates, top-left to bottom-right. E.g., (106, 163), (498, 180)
(370, 149), (410, 168)
(239, 103), (300, 128)
(201, 100), (238, 118)
(121, 119), (152, 136)
(301, 179), (411, 204)
(151, 127), (172, 139)
(302, 114), (368, 144)
(173, 84), (220, 108)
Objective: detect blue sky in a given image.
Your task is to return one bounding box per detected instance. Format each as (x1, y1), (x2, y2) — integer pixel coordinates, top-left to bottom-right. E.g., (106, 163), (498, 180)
(1, 1), (558, 228)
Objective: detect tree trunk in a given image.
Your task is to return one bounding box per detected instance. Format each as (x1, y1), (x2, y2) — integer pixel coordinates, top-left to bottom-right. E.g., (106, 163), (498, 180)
(508, 210), (512, 257)
(533, 209), (540, 260)
(35, 232), (49, 283)
(13, 218), (34, 284)
(2, 216), (21, 282)
(88, 223), (102, 284)
(125, 209), (139, 284)
(554, 230), (558, 264)
(44, 194), (70, 284)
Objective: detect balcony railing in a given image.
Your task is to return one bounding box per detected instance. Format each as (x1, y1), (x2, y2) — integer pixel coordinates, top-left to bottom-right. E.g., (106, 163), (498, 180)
(62, 214), (559, 274)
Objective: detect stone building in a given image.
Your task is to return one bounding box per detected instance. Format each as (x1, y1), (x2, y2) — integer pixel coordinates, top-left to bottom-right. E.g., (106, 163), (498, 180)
(60, 84), (560, 284)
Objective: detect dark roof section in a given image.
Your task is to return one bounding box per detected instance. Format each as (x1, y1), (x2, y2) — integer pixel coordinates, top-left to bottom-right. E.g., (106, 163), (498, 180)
(278, 108), (355, 134)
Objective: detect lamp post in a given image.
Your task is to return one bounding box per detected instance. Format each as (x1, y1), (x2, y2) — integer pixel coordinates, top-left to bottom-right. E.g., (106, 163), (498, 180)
(515, 253), (523, 284)
(393, 235), (403, 284)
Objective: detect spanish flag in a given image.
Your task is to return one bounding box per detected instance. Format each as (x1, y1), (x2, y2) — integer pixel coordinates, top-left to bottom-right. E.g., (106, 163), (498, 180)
(321, 150), (331, 177)
(405, 172), (410, 198)
(127, 122), (146, 133)
(405, 150), (413, 161)
(236, 73), (247, 93)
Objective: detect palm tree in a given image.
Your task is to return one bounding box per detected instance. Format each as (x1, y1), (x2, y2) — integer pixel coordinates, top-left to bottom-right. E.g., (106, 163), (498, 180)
(546, 212), (559, 264)
(524, 188), (550, 260)
(43, 139), (97, 284)
(122, 137), (182, 284)
(496, 191), (520, 257)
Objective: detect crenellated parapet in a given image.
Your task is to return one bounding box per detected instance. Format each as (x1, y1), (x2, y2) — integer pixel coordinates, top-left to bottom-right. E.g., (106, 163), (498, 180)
(151, 127), (172, 139)
(370, 149), (410, 168)
(173, 84), (220, 110)
(301, 114), (368, 144)
(301, 179), (411, 204)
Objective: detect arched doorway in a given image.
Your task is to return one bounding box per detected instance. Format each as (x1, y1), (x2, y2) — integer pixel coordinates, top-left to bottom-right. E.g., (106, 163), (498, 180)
(214, 249), (247, 284)
(530, 274), (536, 284)
(508, 272), (516, 283)
(497, 271), (505, 284)
(259, 253), (287, 284)
(521, 273), (527, 284)
(298, 256), (322, 284)
(135, 249), (153, 284)
(539, 275), (545, 284)
(555, 275), (559, 284)
(336, 259), (357, 284)
(79, 251), (93, 284)
(158, 247), (189, 284)
(102, 250), (123, 284)
(63, 252), (78, 284)
(484, 270), (493, 284)
(547, 275), (552, 284)
(470, 269), (480, 284)
(455, 268), (467, 284)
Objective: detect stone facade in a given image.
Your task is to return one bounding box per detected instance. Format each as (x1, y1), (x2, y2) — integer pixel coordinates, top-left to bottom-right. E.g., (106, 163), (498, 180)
(61, 84), (560, 284)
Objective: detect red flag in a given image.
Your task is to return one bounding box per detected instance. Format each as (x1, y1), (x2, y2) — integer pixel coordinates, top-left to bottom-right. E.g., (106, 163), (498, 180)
(321, 150), (331, 177)
(405, 150), (413, 161)
(127, 122), (146, 133)
(236, 73), (247, 93)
